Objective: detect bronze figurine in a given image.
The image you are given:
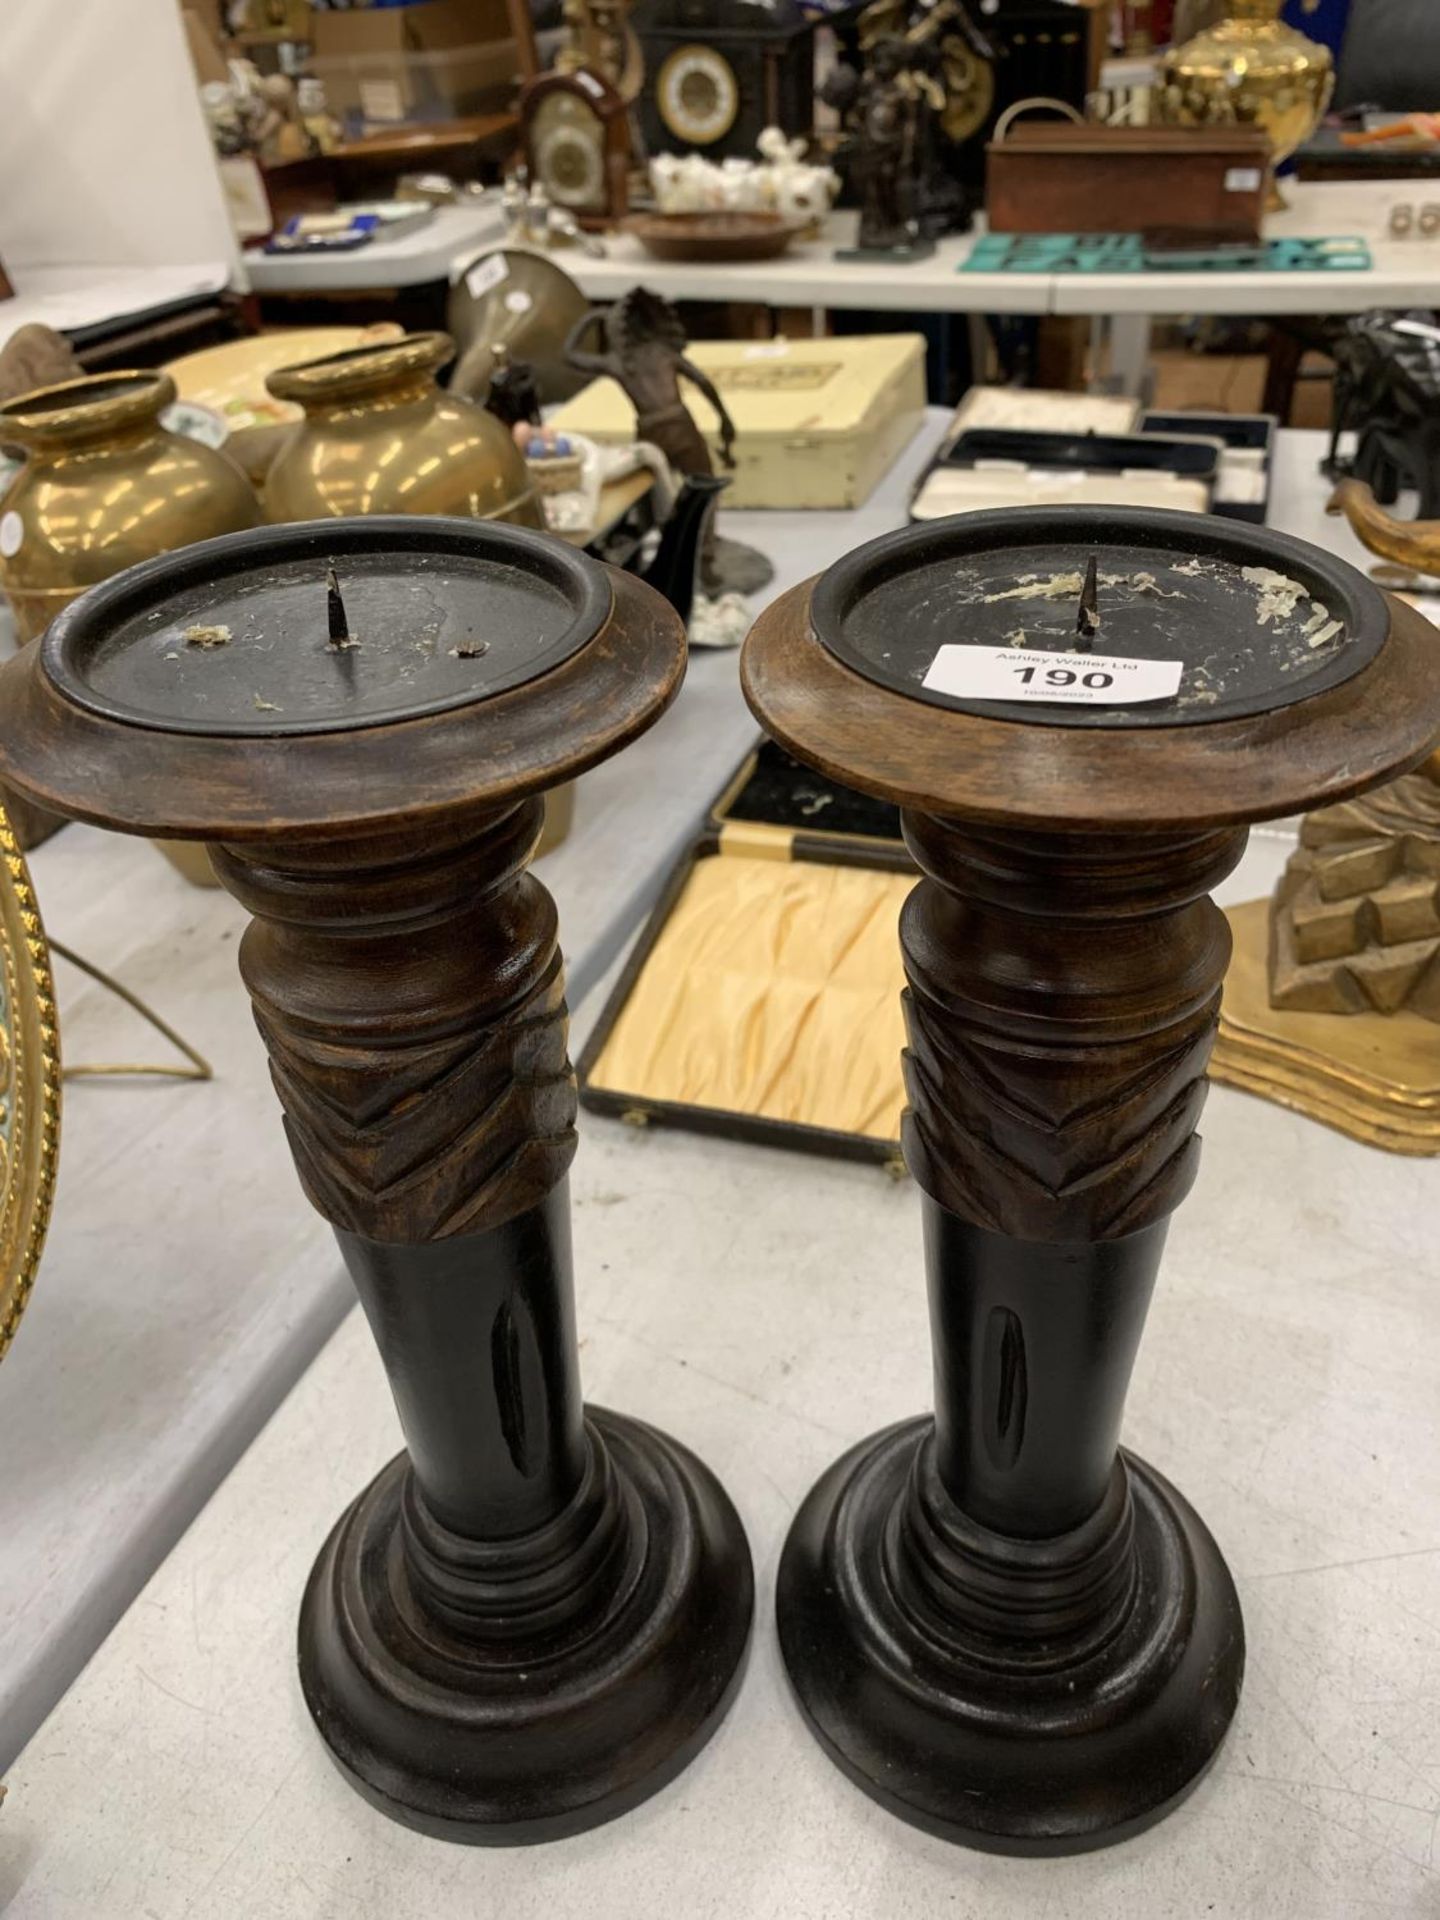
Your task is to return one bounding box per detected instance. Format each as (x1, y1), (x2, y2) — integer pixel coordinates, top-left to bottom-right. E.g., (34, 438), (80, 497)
(565, 287), (737, 486)
(824, 35), (949, 259)
(565, 288), (771, 595)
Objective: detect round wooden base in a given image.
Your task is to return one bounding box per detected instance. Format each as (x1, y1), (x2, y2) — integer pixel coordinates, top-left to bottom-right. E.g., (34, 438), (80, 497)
(777, 1417), (1244, 1856)
(298, 1408), (754, 1843)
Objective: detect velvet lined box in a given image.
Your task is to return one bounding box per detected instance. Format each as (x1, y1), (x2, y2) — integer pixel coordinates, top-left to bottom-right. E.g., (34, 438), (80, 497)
(576, 741), (914, 1166)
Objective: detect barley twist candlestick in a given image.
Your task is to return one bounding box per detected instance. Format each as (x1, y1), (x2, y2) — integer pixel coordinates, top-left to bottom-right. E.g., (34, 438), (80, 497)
(742, 507), (1440, 1853)
(0, 517), (753, 1843)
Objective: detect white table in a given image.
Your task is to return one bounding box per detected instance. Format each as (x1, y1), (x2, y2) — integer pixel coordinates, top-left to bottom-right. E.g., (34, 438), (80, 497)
(6, 428), (1439, 1920)
(240, 202), (506, 296)
(1049, 182), (1440, 395)
(0, 414), (948, 1775)
(235, 182), (1440, 322)
(564, 211), (1045, 315)
(1048, 181), (1440, 319)
(565, 184), (1440, 321)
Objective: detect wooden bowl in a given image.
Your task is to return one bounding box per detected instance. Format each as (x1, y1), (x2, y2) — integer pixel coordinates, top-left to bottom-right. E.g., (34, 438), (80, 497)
(626, 211), (805, 263)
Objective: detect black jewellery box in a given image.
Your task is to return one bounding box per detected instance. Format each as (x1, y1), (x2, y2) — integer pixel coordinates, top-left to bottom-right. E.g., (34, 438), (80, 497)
(1139, 409), (1277, 525)
(576, 740), (915, 1169)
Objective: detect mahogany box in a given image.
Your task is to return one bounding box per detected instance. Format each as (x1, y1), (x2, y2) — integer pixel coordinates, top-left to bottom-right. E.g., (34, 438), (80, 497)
(985, 125), (1273, 240)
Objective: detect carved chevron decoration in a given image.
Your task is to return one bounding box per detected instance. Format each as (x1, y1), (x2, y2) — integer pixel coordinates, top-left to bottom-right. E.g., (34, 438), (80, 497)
(896, 816), (1241, 1243)
(902, 985), (1218, 1240)
(255, 952), (578, 1242)
(221, 804), (581, 1244)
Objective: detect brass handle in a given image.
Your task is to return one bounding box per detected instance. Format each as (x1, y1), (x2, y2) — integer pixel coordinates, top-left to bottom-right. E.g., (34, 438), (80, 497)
(992, 96), (1086, 144)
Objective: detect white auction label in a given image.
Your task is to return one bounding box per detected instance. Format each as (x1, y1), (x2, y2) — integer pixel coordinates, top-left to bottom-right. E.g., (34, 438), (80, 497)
(465, 254), (508, 300)
(0, 511), (22, 559)
(923, 645), (1183, 707)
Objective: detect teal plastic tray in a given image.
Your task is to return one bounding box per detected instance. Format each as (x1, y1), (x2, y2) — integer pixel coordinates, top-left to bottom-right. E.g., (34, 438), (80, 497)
(962, 233), (1373, 274)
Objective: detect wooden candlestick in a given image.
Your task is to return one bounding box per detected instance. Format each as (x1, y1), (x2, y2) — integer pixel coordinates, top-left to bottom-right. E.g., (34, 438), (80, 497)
(0, 518), (753, 1842)
(742, 508), (1440, 1853)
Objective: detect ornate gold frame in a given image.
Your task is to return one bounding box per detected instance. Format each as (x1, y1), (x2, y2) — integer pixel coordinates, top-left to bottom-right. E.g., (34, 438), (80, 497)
(0, 806), (60, 1358)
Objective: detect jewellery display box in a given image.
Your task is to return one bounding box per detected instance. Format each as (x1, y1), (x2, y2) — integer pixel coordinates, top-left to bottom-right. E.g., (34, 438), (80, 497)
(549, 333), (927, 510)
(944, 386), (1141, 441)
(1141, 408), (1277, 524)
(909, 427), (1221, 522)
(576, 739), (914, 1167)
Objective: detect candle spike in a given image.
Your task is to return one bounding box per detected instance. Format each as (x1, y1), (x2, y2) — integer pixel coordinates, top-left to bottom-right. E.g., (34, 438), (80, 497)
(1076, 556), (1100, 653)
(326, 567), (351, 650)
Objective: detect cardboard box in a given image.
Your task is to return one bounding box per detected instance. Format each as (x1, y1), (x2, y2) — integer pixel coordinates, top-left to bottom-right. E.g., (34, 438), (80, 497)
(181, 6), (231, 86)
(309, 0), (516, 126)
(550, 334), (928, 511)
(223, 0), (312, 45)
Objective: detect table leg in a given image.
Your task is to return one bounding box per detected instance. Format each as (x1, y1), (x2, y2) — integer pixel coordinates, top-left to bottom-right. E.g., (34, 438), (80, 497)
(1106, 311), (1154, 401)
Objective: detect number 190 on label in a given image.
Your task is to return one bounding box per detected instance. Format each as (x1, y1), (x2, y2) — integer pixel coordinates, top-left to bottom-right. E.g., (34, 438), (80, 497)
(922, 644), (1184, 708)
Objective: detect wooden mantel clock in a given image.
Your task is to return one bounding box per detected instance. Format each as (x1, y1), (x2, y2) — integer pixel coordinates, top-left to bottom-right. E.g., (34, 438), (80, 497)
(520, 67), (631, 226)
(0, 518), (753, 1841)
(742, 506), (1440, 1852)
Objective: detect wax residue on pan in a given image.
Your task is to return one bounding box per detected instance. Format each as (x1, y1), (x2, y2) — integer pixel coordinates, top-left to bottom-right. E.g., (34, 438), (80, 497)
(814, 523), (1384, 730)
(976, 568), (1187, 606)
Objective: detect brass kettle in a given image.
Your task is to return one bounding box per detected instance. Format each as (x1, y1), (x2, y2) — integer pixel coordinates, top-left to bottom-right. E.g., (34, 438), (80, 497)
(1161, 0), (1334, 209)
(0, 370), (262, 644)
(262, 332), (544, 529)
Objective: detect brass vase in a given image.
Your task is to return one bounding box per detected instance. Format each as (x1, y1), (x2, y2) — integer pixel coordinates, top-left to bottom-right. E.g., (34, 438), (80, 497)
(1161, 0), (1334, 209)
(0, 370), (262, 645)
(262, 332), (544, 529)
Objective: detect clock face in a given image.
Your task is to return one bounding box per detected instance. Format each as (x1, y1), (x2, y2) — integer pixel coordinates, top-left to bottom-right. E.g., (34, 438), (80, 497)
(531, 90), (606, 209)
(656, 44), (741, 145)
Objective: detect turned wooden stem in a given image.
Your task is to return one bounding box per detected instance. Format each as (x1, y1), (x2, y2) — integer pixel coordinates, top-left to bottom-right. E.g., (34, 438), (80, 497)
(209, 798), (587, 1541)
(900, 816), (1247, 1533)
(337, 1196), (586, 1539)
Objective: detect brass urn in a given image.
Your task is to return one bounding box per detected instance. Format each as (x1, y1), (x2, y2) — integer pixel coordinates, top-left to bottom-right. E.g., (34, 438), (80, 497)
(262, 332), (544, 529)
(0, 371), (262, 644)
(1161, 0), (1334, 209)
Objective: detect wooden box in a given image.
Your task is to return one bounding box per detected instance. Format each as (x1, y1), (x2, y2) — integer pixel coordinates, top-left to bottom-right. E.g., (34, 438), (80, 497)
(548, 334), (927, 510)
(985, 125), (1273, 239)
(577, 741), (912, 1166)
